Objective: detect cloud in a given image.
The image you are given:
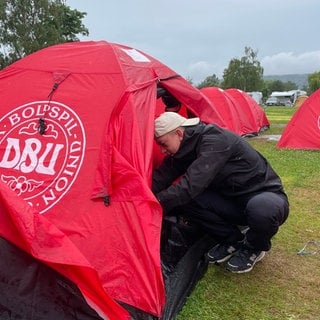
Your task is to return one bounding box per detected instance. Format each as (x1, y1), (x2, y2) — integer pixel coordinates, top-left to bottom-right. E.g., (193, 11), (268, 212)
(183, 61), (224, 85)
(67, 0), (320, 84)
(261, 51), (320, 75)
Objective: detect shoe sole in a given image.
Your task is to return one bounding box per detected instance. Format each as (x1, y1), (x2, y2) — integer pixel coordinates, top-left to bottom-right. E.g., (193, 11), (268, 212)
(207, 252), (238, 265)
(207, 254), (232, 265)
(226, 251), (266, 273)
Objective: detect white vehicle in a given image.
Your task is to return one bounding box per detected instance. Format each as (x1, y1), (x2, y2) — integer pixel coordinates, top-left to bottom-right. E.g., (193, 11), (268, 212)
(266, 96), (281, 106)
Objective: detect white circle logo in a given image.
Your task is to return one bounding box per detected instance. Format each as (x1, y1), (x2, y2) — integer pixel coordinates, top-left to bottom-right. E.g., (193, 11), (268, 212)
(0, 101), (86, 213)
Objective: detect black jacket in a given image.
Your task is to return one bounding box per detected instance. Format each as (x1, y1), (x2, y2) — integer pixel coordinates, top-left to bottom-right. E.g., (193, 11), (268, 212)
(152, 122), (285, 213)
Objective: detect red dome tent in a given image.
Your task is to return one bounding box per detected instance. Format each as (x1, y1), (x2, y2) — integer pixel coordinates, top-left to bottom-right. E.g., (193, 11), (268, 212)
(224, 88), (270, 136)
(277, 89), (320, 149)
(200, 87), (269, 137)
(199, 87), (242, 135)
(0, 41), (218, 319)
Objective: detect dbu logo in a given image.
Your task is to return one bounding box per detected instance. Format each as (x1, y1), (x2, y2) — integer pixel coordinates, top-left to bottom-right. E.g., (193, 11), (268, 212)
(0, 101), (86, 213)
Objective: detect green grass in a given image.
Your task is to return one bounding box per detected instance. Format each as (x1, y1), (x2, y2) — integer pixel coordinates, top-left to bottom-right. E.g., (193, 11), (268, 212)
(176, 106), (320, 320)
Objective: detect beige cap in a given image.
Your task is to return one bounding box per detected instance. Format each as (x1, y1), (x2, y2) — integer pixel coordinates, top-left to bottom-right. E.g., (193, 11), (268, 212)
(154, 112), (200, 138)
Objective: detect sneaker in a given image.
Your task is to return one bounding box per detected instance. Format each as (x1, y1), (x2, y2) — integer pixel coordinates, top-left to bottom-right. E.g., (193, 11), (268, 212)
(207, 241), (243, 264)
(226, 247), (265, 273)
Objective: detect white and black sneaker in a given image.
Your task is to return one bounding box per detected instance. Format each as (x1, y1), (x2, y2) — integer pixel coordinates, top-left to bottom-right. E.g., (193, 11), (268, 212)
(207, 241), (243, 264)
(226, 247), (265, 273)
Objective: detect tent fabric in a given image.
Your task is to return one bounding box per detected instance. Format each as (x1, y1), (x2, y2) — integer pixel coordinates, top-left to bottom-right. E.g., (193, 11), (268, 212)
(200, 87), (270, 136)
(0, 224), (213, 320)
(159, 219), (215, 319)
(224, 88), (270, 136)
(0, 40), (219, 318)
(0, 237), (105, 320)
(0, 181), (129, 320)
(277, 90), (320, 149)
(199, 87), (242, 135)
(293, 95), (308, 108)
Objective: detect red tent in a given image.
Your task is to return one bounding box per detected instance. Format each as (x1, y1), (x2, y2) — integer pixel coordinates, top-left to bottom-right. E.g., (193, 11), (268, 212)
(200, 87), (242, 135)
(0, 41), (220, 319)
(277, 89), (320, 149)
(200, 87), (269, 136)
(224, 88), (270, 136)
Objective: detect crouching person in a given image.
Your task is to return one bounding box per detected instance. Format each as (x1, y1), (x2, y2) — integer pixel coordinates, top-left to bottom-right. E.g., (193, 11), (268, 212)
(152, 112), (289, 273)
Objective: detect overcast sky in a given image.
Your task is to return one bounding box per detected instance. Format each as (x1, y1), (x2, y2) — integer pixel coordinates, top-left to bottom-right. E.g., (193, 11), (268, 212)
(66, 0), (320, 85)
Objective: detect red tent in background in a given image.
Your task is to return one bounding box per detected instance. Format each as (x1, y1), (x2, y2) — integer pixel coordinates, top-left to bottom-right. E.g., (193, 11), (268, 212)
(200, 87), (242, 135)
(200, 87), (269, 137)
(225, 88), (270, 136)
(277, 89), (320, 149)
(0, 41), (219, 319)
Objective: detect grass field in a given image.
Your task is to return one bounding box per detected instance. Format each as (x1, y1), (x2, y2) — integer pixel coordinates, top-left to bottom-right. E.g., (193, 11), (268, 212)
(176, 106), (320, 320)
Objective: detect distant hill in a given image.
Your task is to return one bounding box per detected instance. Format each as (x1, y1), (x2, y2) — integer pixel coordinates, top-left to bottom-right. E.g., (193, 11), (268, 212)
(263, 74), (308, 89)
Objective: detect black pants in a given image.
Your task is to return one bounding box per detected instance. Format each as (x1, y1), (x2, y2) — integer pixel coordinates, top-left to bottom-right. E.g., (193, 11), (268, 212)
(175, 190), (289, 251)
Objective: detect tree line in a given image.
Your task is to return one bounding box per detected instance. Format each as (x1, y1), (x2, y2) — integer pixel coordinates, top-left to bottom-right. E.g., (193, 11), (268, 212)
(195, 47), (319, 98)
(0, 1), (320, 97)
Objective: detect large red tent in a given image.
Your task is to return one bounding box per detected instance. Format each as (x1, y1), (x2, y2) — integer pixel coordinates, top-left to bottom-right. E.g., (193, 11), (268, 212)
(0, 40), (219, 319)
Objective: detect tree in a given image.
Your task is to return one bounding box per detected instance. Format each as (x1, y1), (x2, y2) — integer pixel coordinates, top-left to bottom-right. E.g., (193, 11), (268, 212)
(268, 79), (286, 92)
(308, 71), (320, 94)
(185, 76), (194, 85)
(221, 47), (264, 91)
(0, 0), (89, 68)
(197, 74), (220, 89)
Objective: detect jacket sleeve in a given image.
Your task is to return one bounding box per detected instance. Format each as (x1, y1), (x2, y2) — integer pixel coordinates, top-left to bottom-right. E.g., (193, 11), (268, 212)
(156, 134), (233, 213)
(152, 156), (184, 195)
